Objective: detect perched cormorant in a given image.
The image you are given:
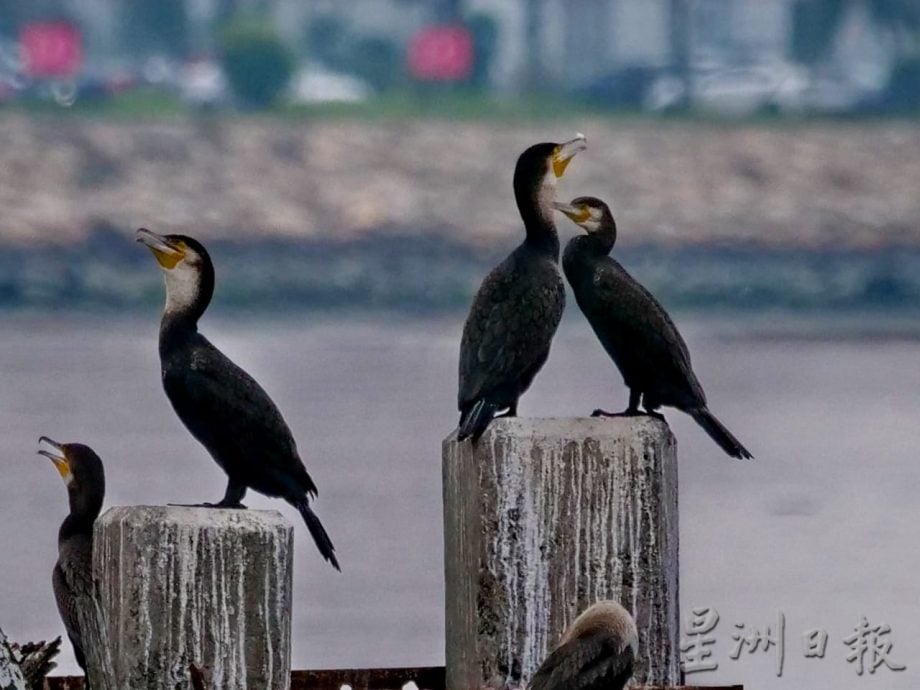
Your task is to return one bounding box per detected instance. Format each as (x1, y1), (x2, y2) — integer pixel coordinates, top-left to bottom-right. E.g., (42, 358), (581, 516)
(38, 436), (105, 684)
(136, 228), (340, 570)
(555, 196), (753, 459)
(529, 600), (637, 690)
(457, 135), (587, 441)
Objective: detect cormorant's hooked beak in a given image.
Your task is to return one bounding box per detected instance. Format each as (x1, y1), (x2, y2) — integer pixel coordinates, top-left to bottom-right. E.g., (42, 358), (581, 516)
(136, 228), (185, 270)
(552, 134), (587, 178)
(553, 200), (591, 224)
(38, 436), (72, 483)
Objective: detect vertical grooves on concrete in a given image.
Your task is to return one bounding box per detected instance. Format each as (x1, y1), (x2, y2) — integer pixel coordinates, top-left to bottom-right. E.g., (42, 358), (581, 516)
(93, 506), (293, 690)
(444, 417), (680, 689)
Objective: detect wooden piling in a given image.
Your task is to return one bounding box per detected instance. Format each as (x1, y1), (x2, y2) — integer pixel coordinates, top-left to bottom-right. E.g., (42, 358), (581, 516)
(443, 417), (680, 689)
(91, 506), (294, 690)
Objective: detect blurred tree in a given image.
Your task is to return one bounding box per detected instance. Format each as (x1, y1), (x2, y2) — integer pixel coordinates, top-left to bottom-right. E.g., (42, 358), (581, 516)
(0, 0), (71, 39)
(792, 0), (920, 66)
(669, 0), (692, 109)
(791, 0), (920, 110)
(790, 0), (848, 66)
(522, 0), (547, 91)
(436, 0), (463, 22)
(219, 19), (294, 108)
(121, 0), (190, 58)
(350, 35), (403, 92)
(304, 14), (349, 69)
(466, 13), (498, 90)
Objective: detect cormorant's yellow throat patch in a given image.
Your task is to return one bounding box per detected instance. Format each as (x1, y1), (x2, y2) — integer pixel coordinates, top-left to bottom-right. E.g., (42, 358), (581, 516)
(151, 242), (186, 270)
(570, 205), (592, 223)
(52, 456), (72, 482)
(39, 437), (73, 483)
(552, 146), (573, 177)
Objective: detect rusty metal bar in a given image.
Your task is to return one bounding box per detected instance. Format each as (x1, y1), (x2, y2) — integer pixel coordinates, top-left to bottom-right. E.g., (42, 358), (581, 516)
(46, 668), (743, 690)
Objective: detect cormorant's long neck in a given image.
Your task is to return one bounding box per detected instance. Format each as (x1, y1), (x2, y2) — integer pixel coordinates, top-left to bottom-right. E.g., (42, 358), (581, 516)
(159, 310), (199, 358)
(584, 221), (617, 256)
(515, 177), (560, 261)
(157, 261), (214, 357)
(59, 491), (102, 542)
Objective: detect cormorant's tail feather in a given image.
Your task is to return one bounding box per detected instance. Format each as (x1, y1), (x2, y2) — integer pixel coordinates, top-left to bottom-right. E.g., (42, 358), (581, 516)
(294, 498), (340, 571)
(690, 408), (753, 460)
(458, 398), (499, 442)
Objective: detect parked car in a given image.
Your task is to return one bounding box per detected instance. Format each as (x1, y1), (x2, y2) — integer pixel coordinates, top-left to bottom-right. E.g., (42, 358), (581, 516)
(287, 63), (372, 105)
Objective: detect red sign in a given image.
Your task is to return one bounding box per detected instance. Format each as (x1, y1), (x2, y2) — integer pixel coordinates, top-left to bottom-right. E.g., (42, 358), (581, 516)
(21, 22), (82, 77)
(408, 26), (473, 82)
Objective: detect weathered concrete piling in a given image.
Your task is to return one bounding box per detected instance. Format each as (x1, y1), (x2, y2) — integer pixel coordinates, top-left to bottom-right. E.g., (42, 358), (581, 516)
(92, 506), (294, 690)
(443, 417), (680, 689)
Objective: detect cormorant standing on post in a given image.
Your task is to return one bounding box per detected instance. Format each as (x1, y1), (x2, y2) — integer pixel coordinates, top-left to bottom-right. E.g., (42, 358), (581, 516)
(529, 600), (637, 690)
(555, 196), (753, 459)
(38, 436), (105, 685)
(136, 229), (340, 570)
(457, 135), (587, 442)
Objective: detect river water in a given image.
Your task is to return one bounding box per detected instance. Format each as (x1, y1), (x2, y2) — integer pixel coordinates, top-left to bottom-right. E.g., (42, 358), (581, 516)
(1, 310), (918, 689)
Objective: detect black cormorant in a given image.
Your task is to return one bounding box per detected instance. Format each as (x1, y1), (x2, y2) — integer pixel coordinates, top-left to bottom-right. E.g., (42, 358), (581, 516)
(556, 196), (753, 459)
(457, 135), (587, 441)
(529, 600), (637, 690)
(136, 228), (340, 570)
(38, 436), (105, 684)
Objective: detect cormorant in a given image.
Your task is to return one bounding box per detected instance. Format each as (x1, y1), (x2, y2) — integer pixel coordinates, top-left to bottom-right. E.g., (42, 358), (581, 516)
(38, 436), (105, 684)
(555, 196), (753, 459)
(136, 228), (340, 570)
(457, 135), (587, 441)
(529, 600), (637, 690)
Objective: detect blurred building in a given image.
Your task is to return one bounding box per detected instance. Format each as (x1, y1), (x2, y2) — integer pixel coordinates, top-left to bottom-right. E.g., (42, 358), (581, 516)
(2, 0), (898, 110)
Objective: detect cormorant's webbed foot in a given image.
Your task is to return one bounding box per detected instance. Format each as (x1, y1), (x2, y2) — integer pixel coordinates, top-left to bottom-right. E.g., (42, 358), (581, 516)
(167, 501), (248, 509)
(495, 404), (518, 419)
(644, 410), (666, 421)
(591, 407), (643, 418)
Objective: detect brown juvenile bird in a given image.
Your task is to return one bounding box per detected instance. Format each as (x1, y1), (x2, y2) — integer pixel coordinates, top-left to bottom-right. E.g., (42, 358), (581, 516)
(38, 436), (105, 686)
(529, 600), (637, 690)
(457, 135), (587, 441)
(555, 196), (753, 459)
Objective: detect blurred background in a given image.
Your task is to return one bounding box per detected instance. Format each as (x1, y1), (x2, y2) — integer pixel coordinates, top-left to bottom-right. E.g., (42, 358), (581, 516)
(0, 2), (919, 690)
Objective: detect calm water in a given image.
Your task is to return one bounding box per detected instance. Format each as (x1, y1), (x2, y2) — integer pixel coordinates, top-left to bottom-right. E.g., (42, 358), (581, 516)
(1, 310), (918, 689)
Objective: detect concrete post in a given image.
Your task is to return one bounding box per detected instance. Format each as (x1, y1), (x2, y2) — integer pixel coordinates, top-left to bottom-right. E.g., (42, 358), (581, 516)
(92, 506), (294, 690)
(443, 417), (680, 689)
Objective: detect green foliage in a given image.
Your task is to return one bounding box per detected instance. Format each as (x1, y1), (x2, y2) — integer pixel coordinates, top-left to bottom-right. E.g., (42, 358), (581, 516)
(790, 0), (847, 66)
(121, 0), (189, 58)
(466, 13), (499, 90)
(303, 15), (403, 92)
(219, 19), (294, 108)
(791, 0), (920, 66)
(350, 35), (403, 92)
(885, 56), (920, 111)
(0, 0), (75, 39)
(305, 14), (349, 67)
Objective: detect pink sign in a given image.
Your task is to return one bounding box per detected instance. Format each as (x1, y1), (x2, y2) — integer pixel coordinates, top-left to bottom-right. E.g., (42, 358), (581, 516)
(21, 22), (82, 77)
(408, 26), (473, 82)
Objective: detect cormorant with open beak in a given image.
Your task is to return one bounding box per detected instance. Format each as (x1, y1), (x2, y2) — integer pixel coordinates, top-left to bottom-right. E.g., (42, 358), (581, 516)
(136, 229), (339, 570)
(457, 135), (587, 441)
(555, 196), (753, 459)
(38, 436), (105, 684)
(529, 600), (637, 690)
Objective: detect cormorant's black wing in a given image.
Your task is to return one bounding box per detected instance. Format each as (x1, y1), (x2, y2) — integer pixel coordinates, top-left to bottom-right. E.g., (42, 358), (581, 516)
(53, 541), (93, 672)
(529, 631), (633, 690)
(458, 253), (565, 408)
(163, 337), (317, 496)
(593, 259), (706, 405)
